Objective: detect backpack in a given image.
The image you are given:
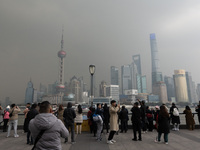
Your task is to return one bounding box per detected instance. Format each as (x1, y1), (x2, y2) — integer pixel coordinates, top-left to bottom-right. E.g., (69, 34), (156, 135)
(173, 108), (179, 116)
(92, 114), (100, 122)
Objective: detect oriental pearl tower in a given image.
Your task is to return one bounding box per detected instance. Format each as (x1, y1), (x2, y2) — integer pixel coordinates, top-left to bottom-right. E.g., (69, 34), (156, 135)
(56, 29), (66, 104)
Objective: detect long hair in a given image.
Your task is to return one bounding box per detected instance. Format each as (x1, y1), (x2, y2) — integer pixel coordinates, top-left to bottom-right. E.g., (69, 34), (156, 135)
(58, 104), (63, 111)
(78, 105), (82, 114)
(159, 105), (169, 118)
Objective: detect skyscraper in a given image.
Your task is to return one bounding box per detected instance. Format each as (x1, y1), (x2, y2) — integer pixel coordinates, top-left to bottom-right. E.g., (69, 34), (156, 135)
(106, 85), (119, 101)
(150, 33), (163, 86)
(25, 80), (34, 104)
(110, 66), (119, 85)
(136, 75), (147, 93)
(196, 84), (200, 102)
(132, 55), (142, 75)
(164, 76), (175, 101)
(121, 65), (132, 94)
(99, 81), (107, 97)
(152, 81), (168, 104)
(69, 76), (81, 104)
(173, 70), (189, 103)
(186, 72), (198, 103)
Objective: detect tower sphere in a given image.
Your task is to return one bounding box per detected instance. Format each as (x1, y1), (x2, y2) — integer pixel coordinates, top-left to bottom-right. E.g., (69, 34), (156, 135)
(56, 84), (65, 89)
(58, 50), (66, 58)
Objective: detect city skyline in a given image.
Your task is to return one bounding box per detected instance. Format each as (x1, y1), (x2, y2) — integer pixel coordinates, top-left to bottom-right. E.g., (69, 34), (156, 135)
(1, 1), (200, 104)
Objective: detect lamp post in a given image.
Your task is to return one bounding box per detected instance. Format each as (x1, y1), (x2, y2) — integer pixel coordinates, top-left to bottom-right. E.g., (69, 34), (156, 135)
(89, 64), (95, 106)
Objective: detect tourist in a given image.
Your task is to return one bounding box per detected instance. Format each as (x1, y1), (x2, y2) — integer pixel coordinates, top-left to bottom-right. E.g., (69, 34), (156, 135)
(63, 102), (76, 144)
(75, 105), (83, 134)
(23, 103), (31, 133)
(26, 104), (38, 145)
(90, 107), (97, 137)
(131, 102), (142, 141)
(170, 103), (180, 131)
(119, 105), (128, 133)
(146, 106), (154, 132)
(95, 107), (103, 141)
(155, 105), (170, 144)
(138, 99), (147, 133)
(183, 106), (195, 130)
(29, 101), (68, 150)
(3, 106), (10, 132)
(57, 104), (64, 123)
(7, 104), (21, 138)
(0, 105), (3, 127)
(195, 103), (200, 124)
(103, 104), (110, 134)
(154, 106), (160, 129)
(87, 107), (93, 134)
(107, 100), (120, 144)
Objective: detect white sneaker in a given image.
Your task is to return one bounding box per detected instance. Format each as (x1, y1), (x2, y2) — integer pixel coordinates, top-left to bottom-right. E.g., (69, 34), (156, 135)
(14, 134), (19, 138)
(111, 139), (116, 143)
(165, 142), (168, 145)
(107, 140), (114, 144)
(172, 128), (176, 131)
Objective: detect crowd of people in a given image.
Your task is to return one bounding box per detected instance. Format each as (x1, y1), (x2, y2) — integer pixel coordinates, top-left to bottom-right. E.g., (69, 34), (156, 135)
(0, 100), (200, 149)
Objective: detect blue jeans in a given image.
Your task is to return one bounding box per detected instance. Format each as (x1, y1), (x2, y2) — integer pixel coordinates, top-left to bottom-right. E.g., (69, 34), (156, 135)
(158, 133), (168, 142)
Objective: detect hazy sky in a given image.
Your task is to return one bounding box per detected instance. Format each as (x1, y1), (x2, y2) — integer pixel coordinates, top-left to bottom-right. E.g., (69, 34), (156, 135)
(1, 0), (200, 104)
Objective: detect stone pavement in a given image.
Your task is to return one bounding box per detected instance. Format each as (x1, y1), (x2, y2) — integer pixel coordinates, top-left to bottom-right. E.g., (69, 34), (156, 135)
(0, 129), (200, 150)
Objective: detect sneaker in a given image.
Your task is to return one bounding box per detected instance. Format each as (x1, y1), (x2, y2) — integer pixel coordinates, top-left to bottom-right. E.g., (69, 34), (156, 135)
(71, 142), (76, 144)
(111, 139), (116, 143)
(6, 135), (9, 138)
(172, 128), (176, 131)
(165, 142), (168, 145)
(132, 138), (137, 141)
(107, 140), (114, 144)
(14, 134), (19, 138)
(154, 139), (161, 143)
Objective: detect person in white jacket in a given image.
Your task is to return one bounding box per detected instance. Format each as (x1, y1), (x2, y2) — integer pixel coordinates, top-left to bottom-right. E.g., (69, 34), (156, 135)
(75, 105), (83, 134)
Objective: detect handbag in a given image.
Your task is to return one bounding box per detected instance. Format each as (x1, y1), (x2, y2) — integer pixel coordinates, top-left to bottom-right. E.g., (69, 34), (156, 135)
(9, 109), (14, 118)
(32, 130), (45, 150)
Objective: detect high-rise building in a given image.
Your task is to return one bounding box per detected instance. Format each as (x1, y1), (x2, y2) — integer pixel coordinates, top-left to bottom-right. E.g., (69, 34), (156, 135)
(69, 76), (81, 104)
(136, 75), (147, 93)
(111, 66), (119, 85)
(25, 80), (34, 104)
(106, 85), (119, 101)
(164, 76), (175, 101)
(99, 81), (107, 97)
(132, 55), (142, 75)
(186, 72), (198, 103)
(173, 70), (189, 103)
(196, 84), (200, 102)
(192, 81), (198, 103)
(152, 81), (168, 104)
(121, 65), (132, 94)
(150, 33), (163, 87)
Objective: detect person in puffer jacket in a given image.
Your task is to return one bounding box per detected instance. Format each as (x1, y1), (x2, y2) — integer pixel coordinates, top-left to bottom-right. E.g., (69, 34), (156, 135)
(29, 101), (69, 150)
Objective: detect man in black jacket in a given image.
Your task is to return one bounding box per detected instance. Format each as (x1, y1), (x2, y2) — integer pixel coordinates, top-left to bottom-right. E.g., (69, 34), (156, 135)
(26, 103), (39, 145)
(119, 105), (128, 133)
(63, 102), (76, 144)
(131, 102), (142, 141)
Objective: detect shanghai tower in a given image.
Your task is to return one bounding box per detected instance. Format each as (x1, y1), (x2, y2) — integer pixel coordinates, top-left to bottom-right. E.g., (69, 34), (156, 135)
(150, 33), (168, 103)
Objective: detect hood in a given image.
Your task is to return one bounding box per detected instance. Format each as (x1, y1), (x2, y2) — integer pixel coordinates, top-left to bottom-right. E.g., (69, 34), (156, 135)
(33, 113), (57, 130)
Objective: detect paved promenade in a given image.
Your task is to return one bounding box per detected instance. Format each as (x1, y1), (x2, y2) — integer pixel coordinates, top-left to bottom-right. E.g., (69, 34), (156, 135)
(0, 129), (200, 150)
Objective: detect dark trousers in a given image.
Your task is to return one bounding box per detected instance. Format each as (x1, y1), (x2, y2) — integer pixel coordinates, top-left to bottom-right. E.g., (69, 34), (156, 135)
(108, 130), (116, 140)
(104, 121), (109, 133)
(133, 123), (141, 140)
(142, 119), (147, 131)
(27, 130), (33, 144)
(121, 120), (127, 132)
(3, 119), (9, 132)
(65, 123), (75, 142)
(148, 120), (153, 131)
